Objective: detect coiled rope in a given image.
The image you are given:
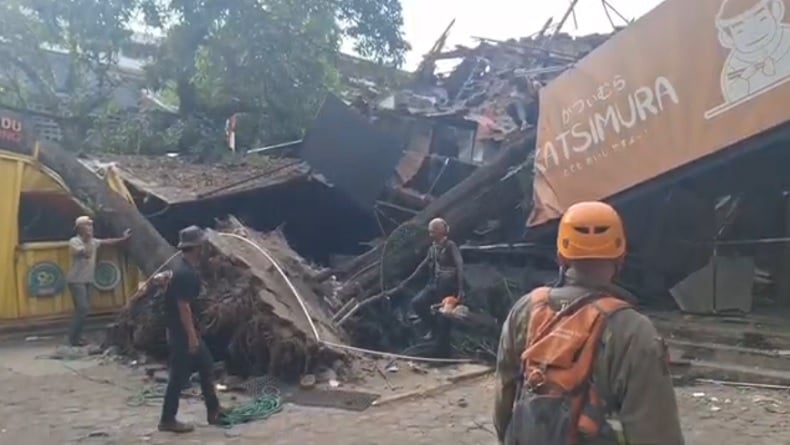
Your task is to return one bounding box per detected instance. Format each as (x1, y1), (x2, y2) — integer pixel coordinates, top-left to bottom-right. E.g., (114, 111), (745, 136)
(219, 390), (282, 427)
(125, 383), (282, 427)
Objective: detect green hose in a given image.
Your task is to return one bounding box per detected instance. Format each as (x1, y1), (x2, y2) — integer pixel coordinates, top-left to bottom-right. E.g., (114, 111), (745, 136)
(219, 393), (283, 427)
(126, 386), (167, 407)
(126, 384), (283, 427)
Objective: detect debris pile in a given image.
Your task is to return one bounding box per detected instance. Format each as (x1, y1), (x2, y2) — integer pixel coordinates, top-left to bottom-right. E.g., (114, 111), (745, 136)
(94, 27), (619, 363)
(324, 29), (618, 263)
(381, 31), (614, 136)
(324, 30), (618, 350)
(107, 217), (343, 380)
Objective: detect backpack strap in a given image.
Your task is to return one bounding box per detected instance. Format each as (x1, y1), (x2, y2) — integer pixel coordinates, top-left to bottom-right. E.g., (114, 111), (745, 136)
(574, 296), (633, 440)
(578, 295), (633, 365)
(591, 296), (632, 316)
(516, 287), (553, 391)
(575, 296), (633, 394)
(525, 286), (554, 345)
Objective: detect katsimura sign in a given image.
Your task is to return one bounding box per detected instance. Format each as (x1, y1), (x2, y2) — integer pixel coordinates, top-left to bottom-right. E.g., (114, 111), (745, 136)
(529, 0), (790, 226)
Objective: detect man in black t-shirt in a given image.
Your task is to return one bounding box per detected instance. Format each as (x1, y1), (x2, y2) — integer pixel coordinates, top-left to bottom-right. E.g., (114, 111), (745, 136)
(158, 226), (226, 433)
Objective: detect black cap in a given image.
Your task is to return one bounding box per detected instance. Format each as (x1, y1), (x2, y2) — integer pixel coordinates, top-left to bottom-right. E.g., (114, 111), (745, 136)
(177, 225), (206, 249)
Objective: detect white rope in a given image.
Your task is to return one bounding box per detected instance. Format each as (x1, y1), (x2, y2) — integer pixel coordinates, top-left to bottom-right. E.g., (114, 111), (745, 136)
(320, 341), (474, 364)
(216, 232), (473, 365)
(130, 251), (181, 300)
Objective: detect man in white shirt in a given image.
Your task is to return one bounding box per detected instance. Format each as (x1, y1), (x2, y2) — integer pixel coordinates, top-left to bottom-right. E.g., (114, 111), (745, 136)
(66, 216), (130, 346)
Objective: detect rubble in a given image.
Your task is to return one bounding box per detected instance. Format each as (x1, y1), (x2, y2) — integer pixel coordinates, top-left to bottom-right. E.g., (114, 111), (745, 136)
(379, 31), (614, 135)
(332, 131), (534, 347)
(297, 29), (618, 241)
(282, 31), (611, 238)
(324, 29), (618, 349)
(106, 217), (344, 380)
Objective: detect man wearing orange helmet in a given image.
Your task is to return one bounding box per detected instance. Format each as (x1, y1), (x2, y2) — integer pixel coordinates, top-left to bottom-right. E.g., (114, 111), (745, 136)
(493, 201), (683, 445)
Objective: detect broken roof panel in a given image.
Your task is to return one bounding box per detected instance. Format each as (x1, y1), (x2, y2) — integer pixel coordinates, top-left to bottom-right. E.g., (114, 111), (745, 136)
(80, 154), (311, 204)
(300, 95), (405, 210)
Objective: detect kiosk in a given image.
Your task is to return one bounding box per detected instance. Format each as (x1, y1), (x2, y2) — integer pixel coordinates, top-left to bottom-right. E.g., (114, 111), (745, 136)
(0, 110), (140, 325)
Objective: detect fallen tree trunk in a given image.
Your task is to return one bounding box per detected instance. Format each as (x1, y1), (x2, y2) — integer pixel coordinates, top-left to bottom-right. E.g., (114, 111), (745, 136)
(16, 139), (174, 275)
(335, 129), (536, 301)
(108, 217), (345, 380)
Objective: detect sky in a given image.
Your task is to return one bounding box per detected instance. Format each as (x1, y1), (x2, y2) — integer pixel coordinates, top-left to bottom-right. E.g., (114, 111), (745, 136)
(129, 0), (668, 70)
(396, 0), (666, 69)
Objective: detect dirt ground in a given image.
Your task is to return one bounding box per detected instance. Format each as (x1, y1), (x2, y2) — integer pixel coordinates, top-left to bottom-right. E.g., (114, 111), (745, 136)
(1, 342), (790, 445)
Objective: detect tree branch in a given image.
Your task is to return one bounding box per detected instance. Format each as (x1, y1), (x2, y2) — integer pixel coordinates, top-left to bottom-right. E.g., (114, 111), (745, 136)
(0, 48), (60, 108)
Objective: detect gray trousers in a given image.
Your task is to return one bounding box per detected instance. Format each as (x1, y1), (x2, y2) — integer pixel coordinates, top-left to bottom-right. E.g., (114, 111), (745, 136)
(67, 283), (92, 345)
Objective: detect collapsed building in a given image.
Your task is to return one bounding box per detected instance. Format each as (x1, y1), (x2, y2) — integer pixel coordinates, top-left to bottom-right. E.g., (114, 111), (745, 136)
(21, 25), (616, 372)
(326, 0), (790, 322)
(312, 0), (790, 384)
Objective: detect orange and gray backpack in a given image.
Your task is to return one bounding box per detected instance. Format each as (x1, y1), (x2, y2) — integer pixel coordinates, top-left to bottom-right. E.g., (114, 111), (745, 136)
(505, 287), (631, 445)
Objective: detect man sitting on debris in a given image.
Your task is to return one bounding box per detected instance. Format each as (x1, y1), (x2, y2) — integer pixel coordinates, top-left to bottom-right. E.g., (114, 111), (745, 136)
(66, 215), (131, 347)
(392, 217), (464, 341)
(493, 201), (684, 445)
(159, 226), (227, 433)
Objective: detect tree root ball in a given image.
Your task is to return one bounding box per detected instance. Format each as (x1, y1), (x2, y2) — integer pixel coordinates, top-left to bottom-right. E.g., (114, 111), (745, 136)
(108, 222), (341, 382)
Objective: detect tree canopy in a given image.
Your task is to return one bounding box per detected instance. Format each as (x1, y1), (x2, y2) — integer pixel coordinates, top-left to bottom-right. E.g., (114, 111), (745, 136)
(0, 0), (409, 157)
(0, 0), (138, 149)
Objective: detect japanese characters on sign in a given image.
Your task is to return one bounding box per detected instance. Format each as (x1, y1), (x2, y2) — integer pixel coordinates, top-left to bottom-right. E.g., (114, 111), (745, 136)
(536, 75), (680, 178)
(560, 75), (628, 125)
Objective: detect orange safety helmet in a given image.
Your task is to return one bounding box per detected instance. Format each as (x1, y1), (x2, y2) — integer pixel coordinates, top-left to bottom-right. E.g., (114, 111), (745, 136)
(557, 201), (626, 262)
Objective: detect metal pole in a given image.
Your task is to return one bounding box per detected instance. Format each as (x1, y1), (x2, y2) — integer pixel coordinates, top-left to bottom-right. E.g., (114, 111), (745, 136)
(711, 242), (719, 314)
(714, 236), (790, 246)
(554, 0), (582, 37)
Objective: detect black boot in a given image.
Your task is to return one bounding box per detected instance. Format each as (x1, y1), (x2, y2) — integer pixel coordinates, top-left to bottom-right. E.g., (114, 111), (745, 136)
(158, 420), (195, 433)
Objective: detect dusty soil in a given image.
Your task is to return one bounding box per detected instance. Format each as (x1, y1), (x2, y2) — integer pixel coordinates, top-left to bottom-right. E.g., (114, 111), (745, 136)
(1, 342), (790, 445)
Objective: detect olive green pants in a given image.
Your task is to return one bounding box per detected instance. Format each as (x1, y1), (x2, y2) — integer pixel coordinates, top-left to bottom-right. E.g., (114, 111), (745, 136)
(67, 283), (92, 345)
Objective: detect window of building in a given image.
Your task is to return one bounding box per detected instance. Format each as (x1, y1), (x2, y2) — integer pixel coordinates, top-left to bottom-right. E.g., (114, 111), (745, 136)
(18, 192), (84, 243)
